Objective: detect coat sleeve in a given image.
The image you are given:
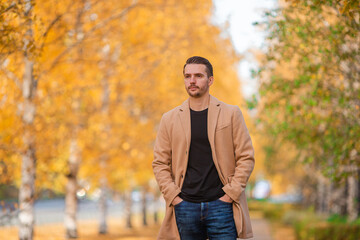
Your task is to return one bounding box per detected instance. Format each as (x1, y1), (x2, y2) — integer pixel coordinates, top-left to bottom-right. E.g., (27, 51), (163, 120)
(152, 114), (181, 207)
(222, 107), (255, 203)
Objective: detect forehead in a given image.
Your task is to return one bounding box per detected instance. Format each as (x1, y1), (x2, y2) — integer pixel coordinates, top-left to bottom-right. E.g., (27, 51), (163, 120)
(184, 64), (207, 74)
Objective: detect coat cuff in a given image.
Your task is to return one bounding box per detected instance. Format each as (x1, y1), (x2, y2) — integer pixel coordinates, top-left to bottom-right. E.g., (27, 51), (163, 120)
(222, 183), (243, 204)
(166, 187), (181, 207)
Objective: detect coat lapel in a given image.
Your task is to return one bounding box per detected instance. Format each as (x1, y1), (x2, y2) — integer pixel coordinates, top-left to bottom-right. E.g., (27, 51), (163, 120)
(178, 99), (191, 151)
(208, 96), (226, 183)
(208, 95), (221, 151)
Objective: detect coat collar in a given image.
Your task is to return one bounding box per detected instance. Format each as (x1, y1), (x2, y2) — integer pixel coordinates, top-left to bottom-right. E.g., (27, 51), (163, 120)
(178, 95), (221, 111)
(178, 95), (221, 151)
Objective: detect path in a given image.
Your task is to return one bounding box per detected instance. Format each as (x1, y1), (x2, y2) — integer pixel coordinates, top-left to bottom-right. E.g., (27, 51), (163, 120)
(251, 218), (273, 240)
(250, 211), (295, 240)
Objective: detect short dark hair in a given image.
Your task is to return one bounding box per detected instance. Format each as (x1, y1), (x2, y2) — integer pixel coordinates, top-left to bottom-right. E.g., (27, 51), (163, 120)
(183, 56), (213, 77)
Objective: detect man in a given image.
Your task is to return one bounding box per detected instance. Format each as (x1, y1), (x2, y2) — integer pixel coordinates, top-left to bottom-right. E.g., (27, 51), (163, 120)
(152, 56), (255, 240)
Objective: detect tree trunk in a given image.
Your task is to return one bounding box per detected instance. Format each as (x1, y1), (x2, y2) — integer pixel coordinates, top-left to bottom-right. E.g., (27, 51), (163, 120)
(125, 191), (133, 228)
(329, 180), (347, 215)
(324, 179), (331, 213)
(142, 188), (147, 226)
(64, 1), (85, 237)
(154, 208), (158, 225)
(97, 43), (115, 234)
(347, 173), (359, 221)
(19, 1), (36, 239)
(19, 127), (36, 240)
(98, 176), (107, 234)
(316, 175), (326, 214)
(153, 193), (160, 225)
(64, 139), (80, 238)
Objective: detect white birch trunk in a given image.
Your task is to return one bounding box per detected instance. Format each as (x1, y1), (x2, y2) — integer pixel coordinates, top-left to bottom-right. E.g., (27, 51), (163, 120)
(19, 1), (36, 239)
(97, 44), (120, 233)
(98, 44), (110, 234)
(64, 1), (85, 237)
(64, 139), (80, 238)
(98, 177), (107, 234)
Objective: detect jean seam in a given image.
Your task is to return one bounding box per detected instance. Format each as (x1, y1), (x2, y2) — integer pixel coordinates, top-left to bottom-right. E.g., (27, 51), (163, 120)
(200, 202), (209, 221)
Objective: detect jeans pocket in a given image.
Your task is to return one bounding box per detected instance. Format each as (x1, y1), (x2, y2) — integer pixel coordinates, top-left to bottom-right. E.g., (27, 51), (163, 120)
(174, 200), (185, 209)
(217, 199), (233, 205)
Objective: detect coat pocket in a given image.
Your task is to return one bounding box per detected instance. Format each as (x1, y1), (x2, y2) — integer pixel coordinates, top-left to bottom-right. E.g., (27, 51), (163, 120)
(216, 122), (230, 131)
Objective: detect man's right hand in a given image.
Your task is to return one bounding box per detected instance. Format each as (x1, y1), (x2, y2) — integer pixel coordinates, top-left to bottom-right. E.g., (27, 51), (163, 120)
(172, 196), (183, 206)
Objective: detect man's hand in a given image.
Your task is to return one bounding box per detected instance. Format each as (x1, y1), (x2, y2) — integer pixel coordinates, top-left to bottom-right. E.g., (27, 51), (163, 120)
(219, 194), (233, 203)
(172, 196), (183, 206)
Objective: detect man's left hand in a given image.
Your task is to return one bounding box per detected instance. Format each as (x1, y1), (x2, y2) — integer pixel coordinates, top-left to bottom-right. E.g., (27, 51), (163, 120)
(219, 194), (233, 203)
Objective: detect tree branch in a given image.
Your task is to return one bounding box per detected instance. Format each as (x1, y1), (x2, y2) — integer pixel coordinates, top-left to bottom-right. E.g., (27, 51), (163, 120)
(0, 68), (21, 89)
(40, 3), (139, 78)
(0, 3), (16, 16)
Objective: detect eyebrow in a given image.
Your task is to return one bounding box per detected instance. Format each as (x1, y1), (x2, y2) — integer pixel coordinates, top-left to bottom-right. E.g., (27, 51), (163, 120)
(184, 72), (204, 76)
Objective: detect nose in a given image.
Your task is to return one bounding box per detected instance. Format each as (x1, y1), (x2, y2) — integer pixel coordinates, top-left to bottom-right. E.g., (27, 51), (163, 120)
(189, 75), (196, 84)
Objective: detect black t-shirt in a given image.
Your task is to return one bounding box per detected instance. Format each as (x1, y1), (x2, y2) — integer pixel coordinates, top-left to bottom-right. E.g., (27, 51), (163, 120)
(179, 108), (225, 203)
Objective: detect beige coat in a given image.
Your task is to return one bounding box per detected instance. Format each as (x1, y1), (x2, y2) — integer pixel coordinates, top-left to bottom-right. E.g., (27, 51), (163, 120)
(152, 95), (255, 239)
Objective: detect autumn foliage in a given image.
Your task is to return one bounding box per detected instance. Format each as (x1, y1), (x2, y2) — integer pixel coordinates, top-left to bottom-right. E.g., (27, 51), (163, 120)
(0, 0), (244, 209)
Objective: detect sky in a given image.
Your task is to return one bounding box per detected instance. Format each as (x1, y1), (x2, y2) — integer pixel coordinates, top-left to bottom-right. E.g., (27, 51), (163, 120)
(212, 0), (277, 99)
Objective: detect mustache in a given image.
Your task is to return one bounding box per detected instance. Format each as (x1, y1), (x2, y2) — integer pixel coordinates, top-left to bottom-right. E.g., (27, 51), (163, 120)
(188, 85), (199, 89)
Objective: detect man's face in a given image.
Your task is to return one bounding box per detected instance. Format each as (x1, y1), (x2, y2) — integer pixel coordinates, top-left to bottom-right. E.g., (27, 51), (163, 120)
(184, 64), (213, 98)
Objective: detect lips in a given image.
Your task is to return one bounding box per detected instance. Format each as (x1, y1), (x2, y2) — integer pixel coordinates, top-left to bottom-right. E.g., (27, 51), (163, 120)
(189, 86), (198, 90)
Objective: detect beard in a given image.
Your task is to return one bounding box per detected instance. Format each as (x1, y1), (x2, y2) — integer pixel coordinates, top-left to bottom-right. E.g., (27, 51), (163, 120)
(186, 84), (208, 98)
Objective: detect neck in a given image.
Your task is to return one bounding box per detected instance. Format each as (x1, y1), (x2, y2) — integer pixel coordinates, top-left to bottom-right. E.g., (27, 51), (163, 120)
(189, 94), (210, 111)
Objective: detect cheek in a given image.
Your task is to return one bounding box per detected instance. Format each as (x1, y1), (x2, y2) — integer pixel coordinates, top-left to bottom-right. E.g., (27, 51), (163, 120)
(202, 80), (209, 88)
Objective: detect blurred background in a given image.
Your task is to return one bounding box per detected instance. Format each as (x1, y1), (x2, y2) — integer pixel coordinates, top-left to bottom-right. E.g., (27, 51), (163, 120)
(0, 0), (359, 239)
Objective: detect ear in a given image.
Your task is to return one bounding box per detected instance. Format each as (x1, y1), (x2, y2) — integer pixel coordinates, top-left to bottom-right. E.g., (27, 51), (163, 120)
(208, 76), (214, 86)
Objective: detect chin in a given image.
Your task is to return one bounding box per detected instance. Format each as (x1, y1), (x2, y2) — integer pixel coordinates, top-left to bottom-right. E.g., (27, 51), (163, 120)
(189, 93), (203, 98)
(187, 89), (206, 98)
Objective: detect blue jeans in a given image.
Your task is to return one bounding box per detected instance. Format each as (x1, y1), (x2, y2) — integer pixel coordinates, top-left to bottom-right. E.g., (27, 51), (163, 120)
(174, 199), (237, 240)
